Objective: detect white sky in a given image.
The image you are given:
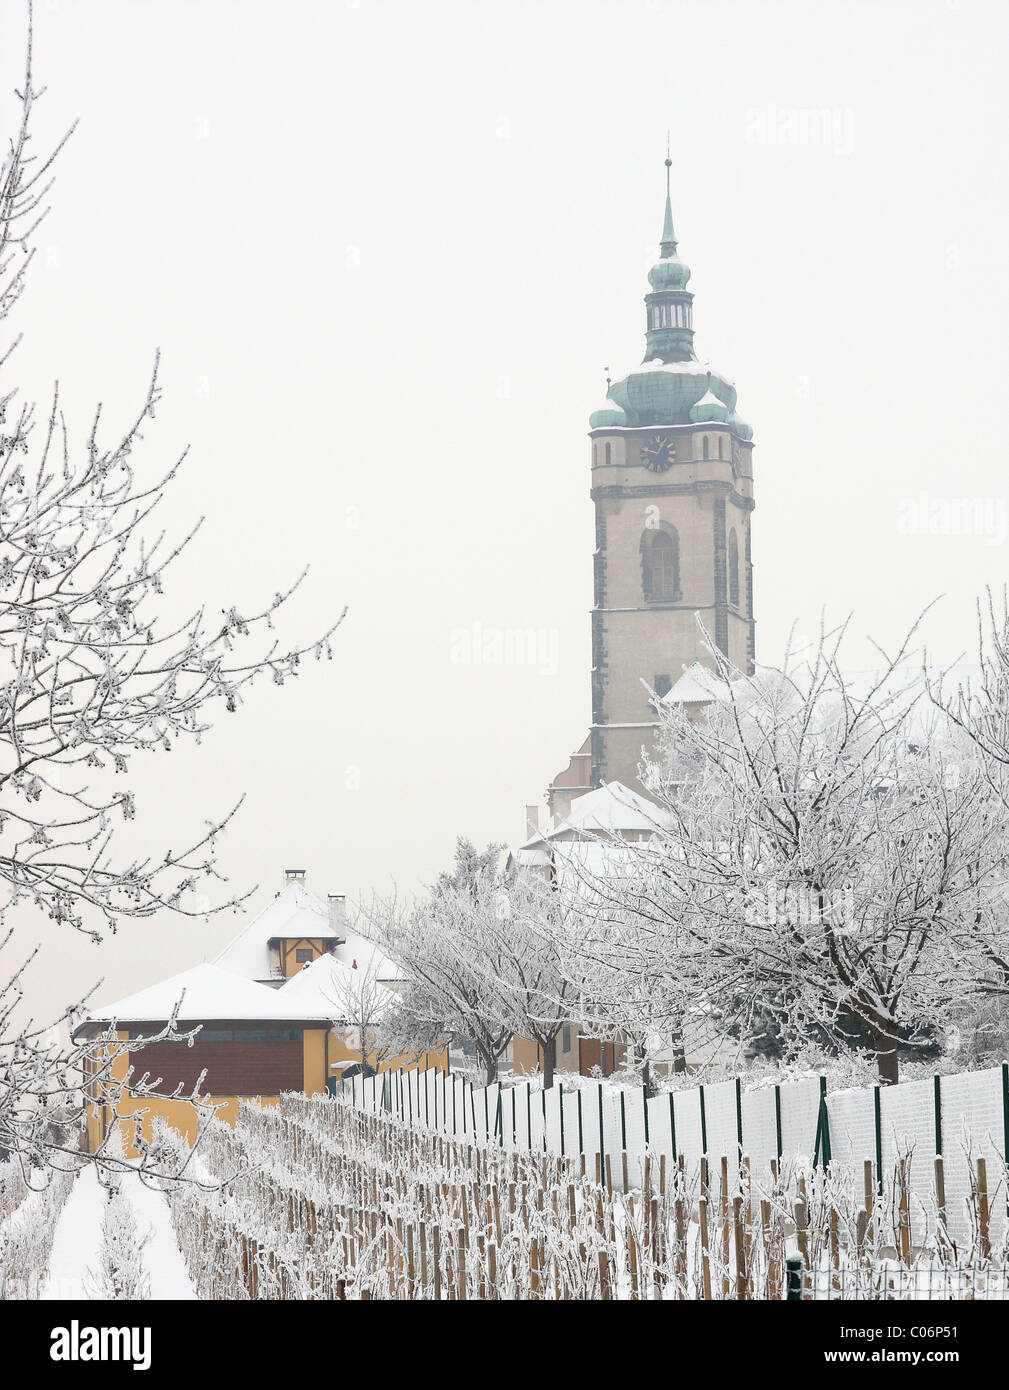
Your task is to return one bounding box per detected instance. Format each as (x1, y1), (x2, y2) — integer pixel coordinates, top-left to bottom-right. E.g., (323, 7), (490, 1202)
(3, 0), (1009, 1020)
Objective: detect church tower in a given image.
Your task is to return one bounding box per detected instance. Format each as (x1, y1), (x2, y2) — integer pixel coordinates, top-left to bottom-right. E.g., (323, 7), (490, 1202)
(546, 159), (756, 817)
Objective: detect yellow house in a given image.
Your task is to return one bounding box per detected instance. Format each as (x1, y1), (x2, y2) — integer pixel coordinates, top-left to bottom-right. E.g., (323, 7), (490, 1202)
(214, 869), (448, 1083)
(75, 963), (335, 1157)
(77, 872), (447, 1155)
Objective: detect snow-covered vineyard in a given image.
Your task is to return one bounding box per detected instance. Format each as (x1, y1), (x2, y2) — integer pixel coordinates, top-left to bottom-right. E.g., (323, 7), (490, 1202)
(5, 1081), (1009, 1301)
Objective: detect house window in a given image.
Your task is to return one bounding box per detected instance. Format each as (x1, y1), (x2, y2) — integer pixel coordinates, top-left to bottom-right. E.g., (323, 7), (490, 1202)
(296, 948), (314, 965)
(654, 674), (672, 699)
(562, 1025), (571, 1053)
(642, 527), (680, 602)
(728, 528), (740, 608)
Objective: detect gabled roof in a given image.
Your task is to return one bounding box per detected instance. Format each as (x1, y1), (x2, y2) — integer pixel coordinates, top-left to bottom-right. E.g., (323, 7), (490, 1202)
(520, 781), (667, 850)
(661, 661), (733, 705)
(329, 927), (403, 984)
(280, 951), (394, 1019)
(215, 882), (341, 982)
(84, 963), (335, 1024)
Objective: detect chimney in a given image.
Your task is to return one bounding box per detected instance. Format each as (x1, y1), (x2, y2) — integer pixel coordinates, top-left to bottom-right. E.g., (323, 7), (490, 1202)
(328, 893), (347, 936)
(284, 868), (306, 888)
(525, 804), (541, 839)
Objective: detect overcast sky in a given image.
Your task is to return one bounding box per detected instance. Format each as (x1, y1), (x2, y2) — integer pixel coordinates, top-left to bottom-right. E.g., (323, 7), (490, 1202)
(3, 0), (1009, 1020)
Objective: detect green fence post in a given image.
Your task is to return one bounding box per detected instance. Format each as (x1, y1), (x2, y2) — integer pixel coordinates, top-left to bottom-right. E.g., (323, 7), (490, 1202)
(785, 1254), (804, 1301)
(699, 1084), (708, 1154)
(598, 1083), (605, 1170)
(934, 1073), (943, 1156)
(1002, 1063), (1009, 1217)
(669, 1092), (677, 1162)
(577, 1088), (584, 1155)
(735, 1076), (744, 1160)
(873, 1085), (883, 1195)
(774, 1084), (782, 1161)
(819, 1076), (831, 1167)
(643, 1085), (649, 1146)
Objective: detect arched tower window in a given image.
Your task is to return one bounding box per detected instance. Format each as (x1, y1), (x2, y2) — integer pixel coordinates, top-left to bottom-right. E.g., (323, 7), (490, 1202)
(604, 442), (612, 467)
(641, 526), (680, 602)
(702, 436), (709, 460)
(728, 527), (740, 608)
(718, 435), (724, 459)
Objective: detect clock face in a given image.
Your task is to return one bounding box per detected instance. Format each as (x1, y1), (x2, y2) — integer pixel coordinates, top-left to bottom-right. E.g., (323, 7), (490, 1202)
(640, 433), (677, 473)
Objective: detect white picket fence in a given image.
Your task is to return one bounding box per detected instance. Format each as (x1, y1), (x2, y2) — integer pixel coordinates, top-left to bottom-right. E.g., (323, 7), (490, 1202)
(341, 1062), (1009, 1246)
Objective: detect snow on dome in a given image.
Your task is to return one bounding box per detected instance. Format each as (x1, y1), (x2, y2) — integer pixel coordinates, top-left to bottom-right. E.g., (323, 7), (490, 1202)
(84, 963), (336, 1025)
(689, 388), (729, 423)
(215, 880), (342, 983)
(729, 411), (753, 442)
(589, 399), (629, 429)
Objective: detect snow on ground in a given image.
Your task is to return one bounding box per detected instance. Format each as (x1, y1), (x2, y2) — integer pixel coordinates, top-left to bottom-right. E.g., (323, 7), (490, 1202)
(42, 1164), (196, 1300)
(125, 1174), (196, 1299)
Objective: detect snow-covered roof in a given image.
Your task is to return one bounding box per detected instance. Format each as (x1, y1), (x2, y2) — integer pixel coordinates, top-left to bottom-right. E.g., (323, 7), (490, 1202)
(330, 927), (403, 984)
(662, 662), (732, 705)
(215, 882), (342, 983)
(84, 964), (335, 1025)
(280, 951), (394, 1020)
(520, 781), (667, 850)
(661, 662), (982, 736)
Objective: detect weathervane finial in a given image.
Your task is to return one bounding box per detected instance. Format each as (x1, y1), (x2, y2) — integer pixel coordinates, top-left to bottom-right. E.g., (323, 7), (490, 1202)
(660, 132), (676, 255)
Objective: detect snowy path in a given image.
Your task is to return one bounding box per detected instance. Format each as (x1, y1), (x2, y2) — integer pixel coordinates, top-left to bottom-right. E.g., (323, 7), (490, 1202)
(41, 1164), (196, 1301)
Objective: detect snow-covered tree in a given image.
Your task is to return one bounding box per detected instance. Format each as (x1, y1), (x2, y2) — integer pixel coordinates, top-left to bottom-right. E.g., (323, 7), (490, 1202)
(487, 873), (577, 1090)
(363, 841), (514, 1084)
(591, 620), (999, 1084)
(0, 21), (340, 1170)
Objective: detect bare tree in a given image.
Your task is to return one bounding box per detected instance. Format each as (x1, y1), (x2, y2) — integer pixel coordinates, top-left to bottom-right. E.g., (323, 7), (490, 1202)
(317, 953), (399, 1077)
(488, 873), (576, 1090)
(363, 841), (514, 1084)
(0, 17), (340, 1170)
